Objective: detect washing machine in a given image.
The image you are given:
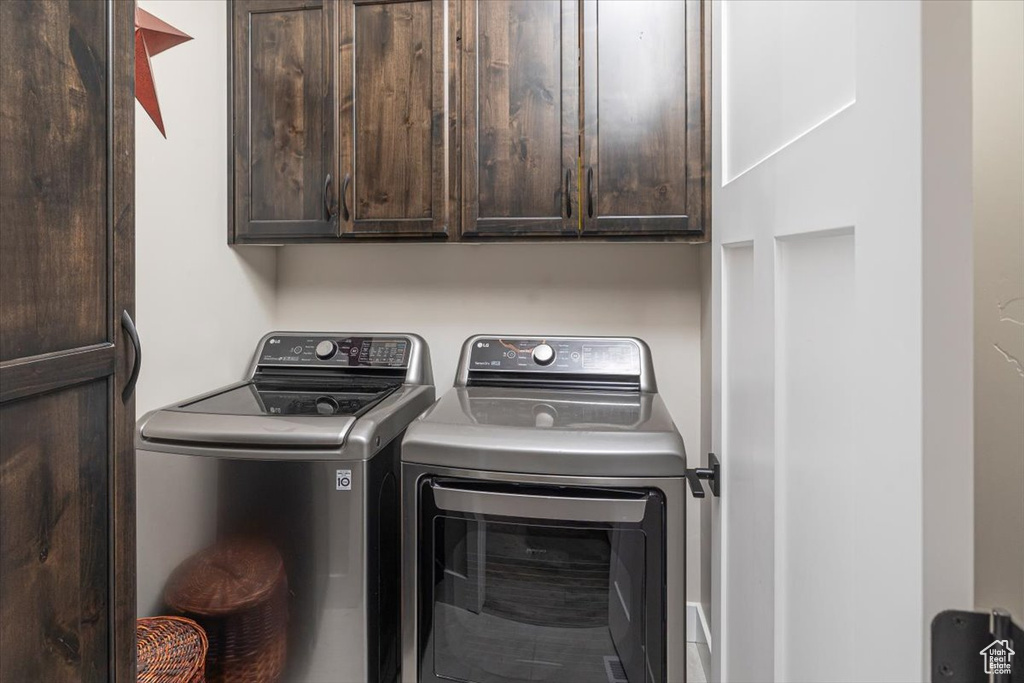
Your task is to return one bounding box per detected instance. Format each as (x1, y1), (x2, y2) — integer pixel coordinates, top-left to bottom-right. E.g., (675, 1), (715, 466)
(401, 335), (687, 683)
(137, 331), (433, 683)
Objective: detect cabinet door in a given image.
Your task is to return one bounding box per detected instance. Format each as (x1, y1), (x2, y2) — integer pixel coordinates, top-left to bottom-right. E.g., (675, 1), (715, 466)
(338, 0), (454, 238)
(460, 0), (579, 238)
(230, 0), (337, 242)
(581, 0), (709, 238)
(0, 0), (136, 678)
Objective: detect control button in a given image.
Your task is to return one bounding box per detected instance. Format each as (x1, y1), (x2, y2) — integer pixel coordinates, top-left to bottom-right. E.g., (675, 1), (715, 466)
(291, 345), (303, 355)
(532, 343), (555, 366)
(315, 340), (337, 360)
(570, 351), (581, 361)
(315, 396), (339, 415)
(505, 350), (517, 359)
(534, 404), (557, 428)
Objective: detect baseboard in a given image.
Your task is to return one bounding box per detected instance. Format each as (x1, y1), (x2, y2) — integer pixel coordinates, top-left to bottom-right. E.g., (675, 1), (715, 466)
(686, 601), (712, 651)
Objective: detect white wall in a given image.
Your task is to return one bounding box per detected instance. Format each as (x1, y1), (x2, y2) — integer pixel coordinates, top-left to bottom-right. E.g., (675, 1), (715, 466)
(973, 0), (1024, 621)
(134, 0), (276, 614)
(135, 0), (277, 418)
(274, 242), (705, 598)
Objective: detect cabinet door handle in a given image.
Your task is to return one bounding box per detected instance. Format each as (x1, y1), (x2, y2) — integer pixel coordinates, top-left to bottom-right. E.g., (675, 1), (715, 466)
(341, 173), (351, 222)
(565, 170), (572, 219)
(586, 166), (594, 219)
(323, 173), (335, 219)
(120, 310), (141, 403)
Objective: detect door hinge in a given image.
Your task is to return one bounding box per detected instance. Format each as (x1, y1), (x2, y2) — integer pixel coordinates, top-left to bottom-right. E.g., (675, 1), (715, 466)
(686, 452), (720, 498)
(932, 607), (1022, 682)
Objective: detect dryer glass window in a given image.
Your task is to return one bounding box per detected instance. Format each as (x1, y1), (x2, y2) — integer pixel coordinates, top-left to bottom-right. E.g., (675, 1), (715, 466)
(418, 480), (665, 683)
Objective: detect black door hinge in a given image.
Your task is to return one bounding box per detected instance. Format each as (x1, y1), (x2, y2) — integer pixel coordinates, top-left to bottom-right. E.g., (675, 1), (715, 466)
(932, 607), (1022, 682)
(686, 453), (720, 498)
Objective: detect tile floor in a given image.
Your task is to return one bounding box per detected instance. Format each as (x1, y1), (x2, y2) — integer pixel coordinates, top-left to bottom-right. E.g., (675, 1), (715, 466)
(687, 643), (709, 683)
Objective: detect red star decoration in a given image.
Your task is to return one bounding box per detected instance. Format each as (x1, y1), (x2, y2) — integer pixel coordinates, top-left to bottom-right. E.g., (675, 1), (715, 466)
(135, 7), (192, 138)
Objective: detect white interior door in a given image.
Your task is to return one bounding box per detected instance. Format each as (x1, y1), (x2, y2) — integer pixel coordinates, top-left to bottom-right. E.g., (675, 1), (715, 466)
(710, 2), (975, 681)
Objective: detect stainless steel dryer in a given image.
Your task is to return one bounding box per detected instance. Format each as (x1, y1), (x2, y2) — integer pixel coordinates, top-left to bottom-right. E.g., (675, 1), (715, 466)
(137, 332), (434, 683)
(401, 336), (687, 683)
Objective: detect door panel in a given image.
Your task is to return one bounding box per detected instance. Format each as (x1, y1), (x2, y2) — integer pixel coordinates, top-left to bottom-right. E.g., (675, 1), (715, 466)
(710, 2), (973, 681)
(582, 0), (708, 237)
(231, 0), (337, 240)
(0, 0), (135, 678)
(418, 479), (665, 683)
(0, 0), (107, 361)
(460, 0), (579, 237)
(0, 383), (110, 683)
(339, 0), (452, 237)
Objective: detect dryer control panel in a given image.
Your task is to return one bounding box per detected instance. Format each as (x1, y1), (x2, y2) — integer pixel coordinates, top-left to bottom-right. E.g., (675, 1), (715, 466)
(468, 338), (640, 374)
(460, 336), (654, 392)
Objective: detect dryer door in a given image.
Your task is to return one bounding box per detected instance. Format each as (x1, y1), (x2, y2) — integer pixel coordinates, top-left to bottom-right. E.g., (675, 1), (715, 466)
(416, 478), (665, 683)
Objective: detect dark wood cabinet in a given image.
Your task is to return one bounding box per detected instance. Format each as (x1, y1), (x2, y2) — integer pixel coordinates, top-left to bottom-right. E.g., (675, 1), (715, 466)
(0, 0), (136, 679)
(227, 0), (709, 243)
(581, 0), (709, 237)
(459, 0), (579, 238)
(459, 0), (708, 240)
(230, 0), (338, 242)
(337, 0), (455, 237)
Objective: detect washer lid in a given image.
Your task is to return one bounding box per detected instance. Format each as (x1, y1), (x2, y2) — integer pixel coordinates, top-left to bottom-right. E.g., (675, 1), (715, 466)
(140, 410), (358, 448)
(401, 387), (687, 477)
(140, 374), (401, 448)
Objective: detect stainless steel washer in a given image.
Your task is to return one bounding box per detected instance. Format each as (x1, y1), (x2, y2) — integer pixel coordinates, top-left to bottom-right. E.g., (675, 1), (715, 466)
(401, 336), (687, 683)
(137, 332), (434, 683)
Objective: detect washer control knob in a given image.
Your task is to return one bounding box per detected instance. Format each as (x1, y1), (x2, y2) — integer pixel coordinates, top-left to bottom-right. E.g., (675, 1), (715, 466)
(315, 396), (339, 415)
(532, 343), (555, 366)
(315, 340), (337, 360)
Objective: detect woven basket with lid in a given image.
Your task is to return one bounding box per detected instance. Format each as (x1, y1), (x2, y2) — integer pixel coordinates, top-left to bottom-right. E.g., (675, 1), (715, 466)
(164, 539), (288, 683)
(137, 616), (208, 683)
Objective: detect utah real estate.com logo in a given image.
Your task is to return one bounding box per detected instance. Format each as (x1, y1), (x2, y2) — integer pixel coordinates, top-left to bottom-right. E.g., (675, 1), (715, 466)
(980, 639), (1015, 676)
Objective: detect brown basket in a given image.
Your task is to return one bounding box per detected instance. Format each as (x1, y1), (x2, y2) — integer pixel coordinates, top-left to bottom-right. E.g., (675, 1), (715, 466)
(164, 539), (289, 683)
(137, 616), (208, 683)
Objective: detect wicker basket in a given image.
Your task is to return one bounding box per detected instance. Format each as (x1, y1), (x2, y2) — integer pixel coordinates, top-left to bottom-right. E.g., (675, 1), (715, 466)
(137, 616), (208, 683)
(164, 539), (289, 683)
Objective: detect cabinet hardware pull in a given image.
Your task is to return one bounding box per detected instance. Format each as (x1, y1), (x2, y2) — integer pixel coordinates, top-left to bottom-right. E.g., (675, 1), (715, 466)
(120, 310), (141, 403)
(323, 173), (334, 219)
(565, 170), (572, 218)
(586, 166), (594, 219)
(341, 173), (351, 222)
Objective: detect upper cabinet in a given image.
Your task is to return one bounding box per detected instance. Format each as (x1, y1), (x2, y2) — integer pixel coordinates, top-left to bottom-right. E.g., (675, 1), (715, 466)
(230, 0), (337, 242)
(338, 0), (455, 238)
(581, 0), (709, 237)
(460, 0), (579, 238)
(228, 0), (709, 244)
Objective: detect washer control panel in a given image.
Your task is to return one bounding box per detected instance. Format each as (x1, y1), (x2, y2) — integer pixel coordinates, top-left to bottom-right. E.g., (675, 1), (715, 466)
(468, 337), (641, 375)
(258, 335), (410, 369)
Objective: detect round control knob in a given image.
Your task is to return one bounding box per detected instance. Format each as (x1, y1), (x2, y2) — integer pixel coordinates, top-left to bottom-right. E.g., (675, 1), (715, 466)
(532, 343), (555, 366)
(315, 340), (337, 360)
(315, 396), (339, 415)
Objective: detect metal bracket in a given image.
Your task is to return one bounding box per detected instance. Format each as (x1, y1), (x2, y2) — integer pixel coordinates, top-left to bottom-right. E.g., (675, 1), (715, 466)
(932, 607), (1022, 682)
(686, 453), (720, 498)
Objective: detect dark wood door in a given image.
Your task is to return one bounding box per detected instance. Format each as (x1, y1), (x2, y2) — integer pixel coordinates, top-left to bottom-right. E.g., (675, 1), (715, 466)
(230, 0), (337, 242)
(0, 1), (136, 680)
(460, 0), (579, 238)
(581, 0), (709, 238)
(338, 0), (454, 238)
